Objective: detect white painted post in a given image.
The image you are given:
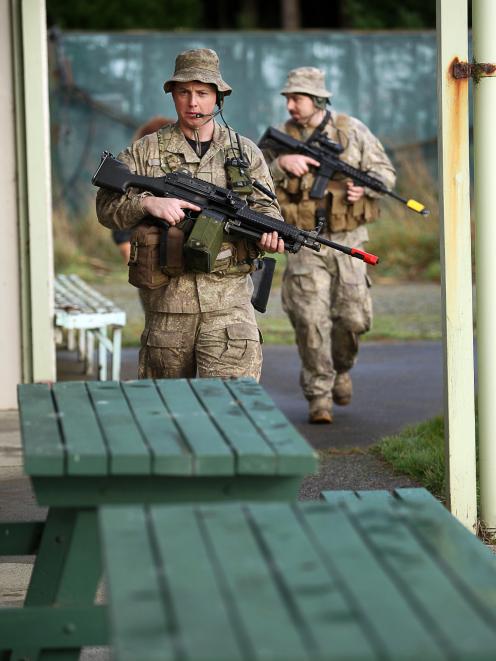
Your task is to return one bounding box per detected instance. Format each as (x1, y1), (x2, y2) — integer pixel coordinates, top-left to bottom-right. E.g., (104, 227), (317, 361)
(20, 0), (56, 382)
(0, 0), (23, 408)
(10, 0), (56, 388)
(98, 327), (108, 381)
(112, 328), (122, 381)
(473, 0), (496, 529)
(436, 0), (477, 530)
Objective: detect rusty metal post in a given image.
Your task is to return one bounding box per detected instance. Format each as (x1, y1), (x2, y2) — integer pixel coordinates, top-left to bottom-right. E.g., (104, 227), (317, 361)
(436, 0), (477, 530)
(473, 0), (496, 529)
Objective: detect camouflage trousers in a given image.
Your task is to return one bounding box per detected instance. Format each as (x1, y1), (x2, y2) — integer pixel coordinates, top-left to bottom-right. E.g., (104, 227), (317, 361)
(281, 239), (372, 406)
(138, 304), (263, 381)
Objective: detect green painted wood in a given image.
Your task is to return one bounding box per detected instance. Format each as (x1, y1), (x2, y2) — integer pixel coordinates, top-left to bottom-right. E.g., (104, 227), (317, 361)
(302, 500), (446, 659)
(0, 522), (44, 555)
(149, 504), (244, 660)
(190, 378), (278, 475)
(52, 382), (107, 475)
(98, 505), (175, 661)
(17, 383), (64, 476)
(196, 502), (310, 659)
(246, 502), (379, 659)
(339, 491), (496, 657)
(99, 501), (496, 661)
(31, 474), (302, 507)
(225, 378), (318, 475)
(23, 509), (101, 608)
(86, 381), (151, 475)
(122, 380), (192, 475)
(0, 605), (107, 649)
(155, 379), (234, 476)
(12, 509), (103, 661)
(395, 488), (496, 616)
(320, 490), (362, 505)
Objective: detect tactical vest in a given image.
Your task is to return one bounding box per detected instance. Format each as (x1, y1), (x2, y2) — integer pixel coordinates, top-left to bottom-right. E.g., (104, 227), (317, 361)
(276, 114), (380, 233)
(128, 128), (259, 289)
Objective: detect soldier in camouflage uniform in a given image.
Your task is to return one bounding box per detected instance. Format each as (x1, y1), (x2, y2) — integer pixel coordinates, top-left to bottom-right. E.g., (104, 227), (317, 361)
(264, 67), (396, 423)
(96, 48), (284, 381)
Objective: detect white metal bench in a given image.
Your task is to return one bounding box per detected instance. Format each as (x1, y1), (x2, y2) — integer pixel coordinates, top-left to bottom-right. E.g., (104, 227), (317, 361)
(54, 274), (126, 380)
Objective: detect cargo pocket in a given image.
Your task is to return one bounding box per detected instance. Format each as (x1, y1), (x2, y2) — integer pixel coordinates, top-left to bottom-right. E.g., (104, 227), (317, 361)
(139, 329), (188, 379)
(197, 322), (262, 379)
(281, 264), (318, 317)
(334, 256), (372, 334)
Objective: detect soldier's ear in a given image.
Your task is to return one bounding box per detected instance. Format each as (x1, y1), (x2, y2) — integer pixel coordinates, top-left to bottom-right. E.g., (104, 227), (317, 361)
(216, 91), (224, 108)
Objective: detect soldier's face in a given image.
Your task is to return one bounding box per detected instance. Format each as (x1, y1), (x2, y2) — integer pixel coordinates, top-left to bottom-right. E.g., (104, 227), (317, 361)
(285, 94), (317, 124)
(171, 82), (217, 129)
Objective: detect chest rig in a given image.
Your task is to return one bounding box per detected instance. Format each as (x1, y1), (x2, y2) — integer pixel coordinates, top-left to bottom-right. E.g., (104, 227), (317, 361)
(128, 128), (260, 289)
(277, 113), (380, 233)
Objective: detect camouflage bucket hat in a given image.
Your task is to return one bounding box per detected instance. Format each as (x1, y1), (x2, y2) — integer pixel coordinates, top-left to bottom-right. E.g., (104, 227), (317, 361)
(280, 67), (332, 99)
(163, 48), (232, 96)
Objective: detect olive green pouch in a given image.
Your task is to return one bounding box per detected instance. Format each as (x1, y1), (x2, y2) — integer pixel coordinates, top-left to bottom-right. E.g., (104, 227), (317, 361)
(184, 210), (225, 273)
(225, 160), (253, 194)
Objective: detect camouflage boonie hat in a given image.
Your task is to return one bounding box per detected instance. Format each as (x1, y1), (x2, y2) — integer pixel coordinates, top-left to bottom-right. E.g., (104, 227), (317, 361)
(280, 67), (332, 99)
(163, 48), (232, 96)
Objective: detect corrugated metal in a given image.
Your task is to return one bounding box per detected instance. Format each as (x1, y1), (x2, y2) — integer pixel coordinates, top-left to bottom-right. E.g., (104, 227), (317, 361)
(50, 30), (438, 213)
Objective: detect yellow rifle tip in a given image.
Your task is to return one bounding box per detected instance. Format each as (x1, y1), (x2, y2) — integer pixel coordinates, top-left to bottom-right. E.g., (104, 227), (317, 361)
(406, 199), (428, 215)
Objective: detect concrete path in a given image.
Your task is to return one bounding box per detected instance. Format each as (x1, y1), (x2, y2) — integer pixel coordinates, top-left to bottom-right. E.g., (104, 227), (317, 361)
(57, 340), (444, 449)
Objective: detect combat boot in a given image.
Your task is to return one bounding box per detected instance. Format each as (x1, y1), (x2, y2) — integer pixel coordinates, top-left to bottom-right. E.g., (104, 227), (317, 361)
(332, 372), (352, 406)
(308, 398), (333, 424)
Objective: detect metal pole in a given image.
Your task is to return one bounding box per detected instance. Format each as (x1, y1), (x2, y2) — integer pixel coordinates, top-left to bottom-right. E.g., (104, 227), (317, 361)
(473, 0), (496, 530)
(436, 0), (477, 530)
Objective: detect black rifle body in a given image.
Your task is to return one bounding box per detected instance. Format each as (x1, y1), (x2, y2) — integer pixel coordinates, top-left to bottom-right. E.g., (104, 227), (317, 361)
(92, 152), (379, 264)
(259, 127), (428, 215)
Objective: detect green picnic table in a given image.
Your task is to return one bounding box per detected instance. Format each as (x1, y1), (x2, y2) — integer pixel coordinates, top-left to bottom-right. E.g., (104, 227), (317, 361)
(98, 489), (496, 661)
(0, 377), (317, 660)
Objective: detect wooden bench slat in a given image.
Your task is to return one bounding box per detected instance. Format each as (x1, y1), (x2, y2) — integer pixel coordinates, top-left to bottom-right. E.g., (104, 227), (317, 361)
(98, 506), (175, 661)
(394, 489), (496, 614)
(196, 502), (311, 659)
(302, 500), (446, 658)
(122, 381), (192, 475)
(52, 383), (108, 475)
(190, 379), (278, 475)
(246, 502), (379, 658)
(86, 382), (151, 475)
(149, 505), (245, 660)
(56, 274), (121, 314)
(336, 490), (496, 655)
(225, 379), (318, 475)
(17, 384), (65, 476)
(155, 380), (235, 476)
(99, 498), (496, 661)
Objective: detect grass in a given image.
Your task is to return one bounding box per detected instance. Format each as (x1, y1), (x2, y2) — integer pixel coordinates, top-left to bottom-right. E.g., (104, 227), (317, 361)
(52, 148), (445, 346)
(372, 414), (495, 546)
(371, 416), (446, 501)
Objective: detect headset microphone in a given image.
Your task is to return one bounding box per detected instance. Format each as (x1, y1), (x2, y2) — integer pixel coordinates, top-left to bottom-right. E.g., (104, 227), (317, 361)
(194, 108), (223, 119)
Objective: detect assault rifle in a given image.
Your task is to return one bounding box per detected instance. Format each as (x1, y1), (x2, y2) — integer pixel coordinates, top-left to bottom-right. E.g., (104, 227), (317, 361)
(92, 151), (379, 265)
(258, 126), (429, 216)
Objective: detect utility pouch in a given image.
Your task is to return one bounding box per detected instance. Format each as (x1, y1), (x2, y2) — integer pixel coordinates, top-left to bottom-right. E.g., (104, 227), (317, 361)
(184, 210), (225, 273)
(128, 223), (170, 289)
(128, 220), (185, 289)
(225, 159), (253, 194)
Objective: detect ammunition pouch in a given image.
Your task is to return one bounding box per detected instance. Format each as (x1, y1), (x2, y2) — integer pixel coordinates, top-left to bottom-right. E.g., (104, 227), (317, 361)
(128, 220), (184, 290)
(278, 179), (380, 233)
(184, 210), (225, 273)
